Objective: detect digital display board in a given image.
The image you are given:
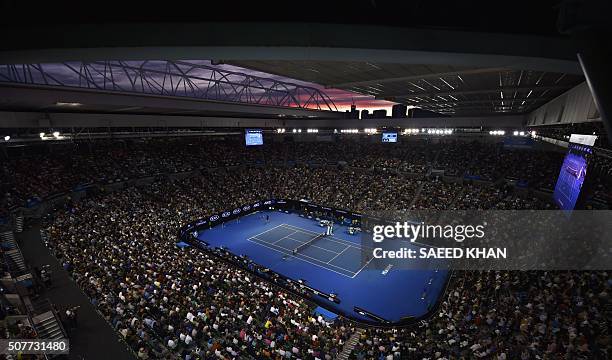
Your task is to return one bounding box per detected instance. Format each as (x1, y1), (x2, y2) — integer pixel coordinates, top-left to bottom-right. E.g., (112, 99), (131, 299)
(245, 129), (263, 146)
(553, 140), (593, 210)
(381, 132), (398, 143)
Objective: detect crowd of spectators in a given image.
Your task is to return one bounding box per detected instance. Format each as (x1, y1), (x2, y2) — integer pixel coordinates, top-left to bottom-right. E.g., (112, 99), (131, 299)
(531, 122), (610, 149)
(4, 136), (597, 214)
(46, 181), (354, 359)
(1, 136), (609, 359)
(352, 271), (609, 359)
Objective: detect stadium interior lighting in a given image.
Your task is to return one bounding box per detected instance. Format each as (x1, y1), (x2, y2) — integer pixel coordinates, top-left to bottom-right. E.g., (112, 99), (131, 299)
(292, 129), (297, 133)
(39, 132), (45, 138)
(306, 129), (319, 133)
(519, 131), (525, 136)
(513, 131), (519, 136)
(364, 128), (377, 134)
(3, 135), (9, 141)
(341, 129), (359, 134)
(403, 128), (420, 134)
(53, 131), (60, 138)
(55, 102), (83, 107)
(423, 128), (453, 135)
(276, 128), (286, 133)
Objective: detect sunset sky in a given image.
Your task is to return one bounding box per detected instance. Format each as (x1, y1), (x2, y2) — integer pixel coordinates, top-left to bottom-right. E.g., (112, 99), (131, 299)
(214, 61), (398, 114)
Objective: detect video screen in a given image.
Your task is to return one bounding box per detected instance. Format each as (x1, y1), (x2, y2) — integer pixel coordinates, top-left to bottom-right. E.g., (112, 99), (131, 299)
(245, 129), (263, 146)
(553, 142), (592, 210)
(381, 132), (398, 143)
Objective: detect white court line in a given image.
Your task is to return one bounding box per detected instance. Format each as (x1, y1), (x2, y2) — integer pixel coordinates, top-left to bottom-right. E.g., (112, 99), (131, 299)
(351, 254), (375, 279)
(251, 223), (287, 239)
(251, 222), (365, 276)
(252, 229), (338, 254)
(283, 236), (341, 255)
(279, 223), (391, 278)
(271, 230), (299, 245)
(247, 237), (355, 278)
(326, 244), (351, 264)
(255, 224), (342, 255)
(282, 223), (362, 249)
(248, 235), (358, 275)
(251, 234), (336, 254)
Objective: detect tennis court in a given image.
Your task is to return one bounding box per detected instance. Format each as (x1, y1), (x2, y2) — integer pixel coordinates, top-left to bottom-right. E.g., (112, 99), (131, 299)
(248, 223), (372, 278)
(196, 210), (449, 323)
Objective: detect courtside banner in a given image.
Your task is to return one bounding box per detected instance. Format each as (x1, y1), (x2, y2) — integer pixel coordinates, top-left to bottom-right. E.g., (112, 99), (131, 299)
(360, 210), (612, 270)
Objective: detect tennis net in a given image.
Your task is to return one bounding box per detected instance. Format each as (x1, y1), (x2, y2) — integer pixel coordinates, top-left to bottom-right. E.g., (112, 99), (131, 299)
(292, 233), (326, 255)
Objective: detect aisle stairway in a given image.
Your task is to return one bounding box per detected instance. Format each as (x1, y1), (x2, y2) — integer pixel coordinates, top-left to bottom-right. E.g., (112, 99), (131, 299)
(1, 231), (27, 272)
(408, 182), (426, 209)
(14, 215), (24, 233)
(0, 231), (17, 249)
(336, 328), (364, 360)
(32, 310), (66, 340)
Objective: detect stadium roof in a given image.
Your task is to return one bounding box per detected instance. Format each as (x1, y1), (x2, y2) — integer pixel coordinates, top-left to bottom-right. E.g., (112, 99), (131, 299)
(225, 61), (584, 116)
(0, 0), (602, 118)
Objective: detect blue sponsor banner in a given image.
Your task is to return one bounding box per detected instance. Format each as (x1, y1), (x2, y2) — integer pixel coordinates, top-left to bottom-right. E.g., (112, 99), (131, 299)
(516, 179), (530, 188)
(503, 136), (534, 149)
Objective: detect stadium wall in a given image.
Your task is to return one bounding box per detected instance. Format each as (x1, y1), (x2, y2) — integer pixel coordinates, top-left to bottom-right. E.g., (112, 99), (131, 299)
(0, 111), (525, 129)
(527, 82), (600, 126)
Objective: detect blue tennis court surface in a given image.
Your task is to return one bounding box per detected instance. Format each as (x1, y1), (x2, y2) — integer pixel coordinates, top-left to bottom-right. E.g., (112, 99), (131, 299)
(248, 223), (372, 278)
(197, 210), (448, 323)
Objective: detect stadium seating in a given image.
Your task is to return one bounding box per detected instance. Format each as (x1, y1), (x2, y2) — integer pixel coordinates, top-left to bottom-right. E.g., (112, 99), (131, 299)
(1, 137), (610, 359)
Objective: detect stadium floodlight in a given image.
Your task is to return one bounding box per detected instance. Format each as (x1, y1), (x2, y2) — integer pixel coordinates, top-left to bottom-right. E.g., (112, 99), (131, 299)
(53, 131), (60, 138)
(276, 128), (285, 133)
(4, 135), (9, 141)
(513, 131), (519, 136)
(519, 131), (525, 136)
(297, 129), (302, 133)
(307, 129), (318, 133)
(55, 102), (82, 107)
(39, 132), (45, 138)
(292, 129), (297, 133)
